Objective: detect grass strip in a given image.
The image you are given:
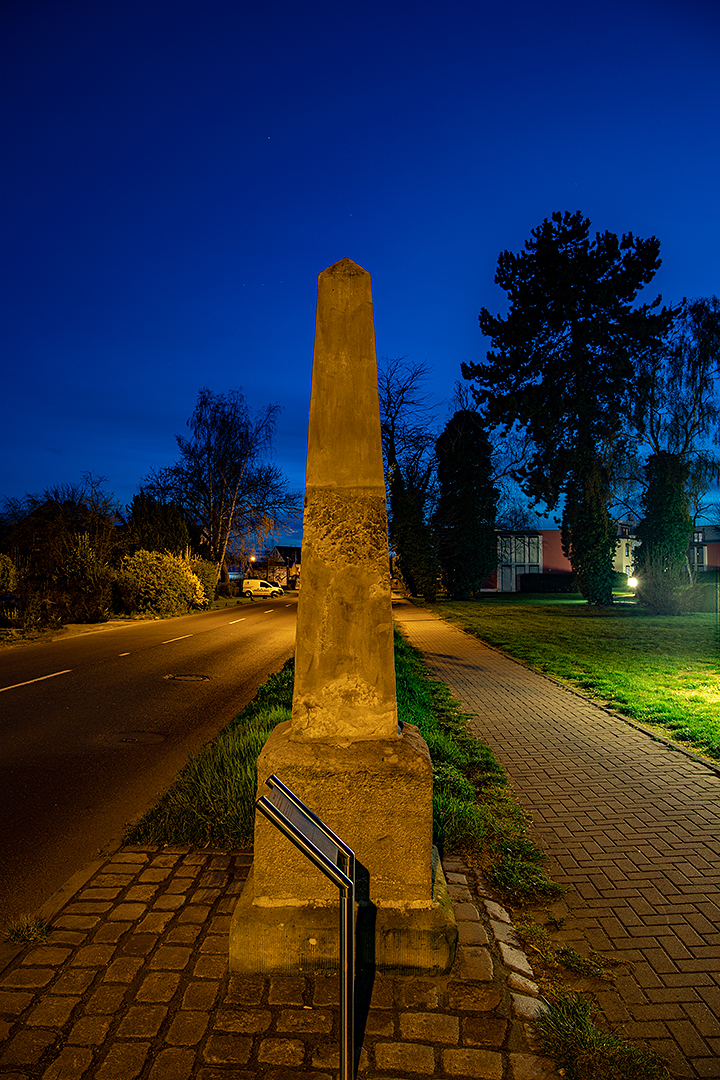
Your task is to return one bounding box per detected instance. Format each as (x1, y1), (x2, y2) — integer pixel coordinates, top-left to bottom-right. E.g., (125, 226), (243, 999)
(126, 662), (294, 847)
(427, 597), (720, 759)
(126, 630), (560, 901)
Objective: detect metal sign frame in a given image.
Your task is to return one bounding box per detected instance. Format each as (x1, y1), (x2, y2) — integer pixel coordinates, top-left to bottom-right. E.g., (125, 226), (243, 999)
(255, 774), (355, 1080)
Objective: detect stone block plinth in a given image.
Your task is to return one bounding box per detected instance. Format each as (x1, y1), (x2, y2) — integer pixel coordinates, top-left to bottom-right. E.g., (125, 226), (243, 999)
(230, 721), (457, 975)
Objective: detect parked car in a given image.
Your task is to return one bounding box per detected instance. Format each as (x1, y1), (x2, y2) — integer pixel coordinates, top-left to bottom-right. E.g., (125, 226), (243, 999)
(241, 579), (284, 598)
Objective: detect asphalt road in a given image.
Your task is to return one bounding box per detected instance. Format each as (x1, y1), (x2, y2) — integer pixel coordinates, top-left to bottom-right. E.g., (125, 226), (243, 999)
(0, 598), (297, 929)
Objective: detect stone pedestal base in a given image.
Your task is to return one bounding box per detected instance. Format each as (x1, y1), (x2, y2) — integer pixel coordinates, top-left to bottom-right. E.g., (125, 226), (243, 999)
(230, 852), (457, 976)
(229, 720), (457, 974)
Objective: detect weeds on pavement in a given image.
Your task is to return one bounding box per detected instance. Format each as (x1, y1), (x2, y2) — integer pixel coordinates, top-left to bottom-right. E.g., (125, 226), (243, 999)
(513, 917), (672, 1079)
(535, 991), (671, 1079)
(515, 916), (620, 982)
(4, 915), (51, 943)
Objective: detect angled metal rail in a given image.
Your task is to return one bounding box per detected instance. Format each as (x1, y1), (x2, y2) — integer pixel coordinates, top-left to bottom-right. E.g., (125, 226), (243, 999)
(255, 774), (355, 1080)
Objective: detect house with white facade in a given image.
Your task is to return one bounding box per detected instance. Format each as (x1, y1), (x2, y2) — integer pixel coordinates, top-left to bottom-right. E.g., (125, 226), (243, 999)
(485, 520), (719, 593)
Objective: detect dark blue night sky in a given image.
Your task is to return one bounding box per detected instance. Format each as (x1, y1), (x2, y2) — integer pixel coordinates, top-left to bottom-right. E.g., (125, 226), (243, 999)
(2, 0), (719, 514)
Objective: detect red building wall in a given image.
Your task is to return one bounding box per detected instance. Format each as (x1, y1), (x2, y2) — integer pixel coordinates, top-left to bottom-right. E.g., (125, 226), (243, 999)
(541, 530), (572, 573)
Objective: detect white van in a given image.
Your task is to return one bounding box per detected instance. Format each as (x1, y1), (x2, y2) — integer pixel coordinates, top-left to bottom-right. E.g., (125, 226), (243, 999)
(241, 579), (284, 599)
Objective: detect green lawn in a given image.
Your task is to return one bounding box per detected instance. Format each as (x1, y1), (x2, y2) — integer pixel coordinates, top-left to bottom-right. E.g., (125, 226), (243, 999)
(426, 595), (720, 759)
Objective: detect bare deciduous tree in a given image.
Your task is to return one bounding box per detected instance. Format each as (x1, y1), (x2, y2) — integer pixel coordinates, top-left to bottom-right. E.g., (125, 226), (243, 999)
(378, 358), (439, 598)
(143, 388), (300, 580)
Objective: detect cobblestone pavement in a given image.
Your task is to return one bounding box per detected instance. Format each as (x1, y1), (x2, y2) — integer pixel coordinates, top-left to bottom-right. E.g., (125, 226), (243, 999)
(394, 602), (720, 1079)
(0, 842), (559, 1079)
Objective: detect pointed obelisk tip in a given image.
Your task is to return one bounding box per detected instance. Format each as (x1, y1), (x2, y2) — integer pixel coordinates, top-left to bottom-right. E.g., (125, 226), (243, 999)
(321, 256), (369, 277)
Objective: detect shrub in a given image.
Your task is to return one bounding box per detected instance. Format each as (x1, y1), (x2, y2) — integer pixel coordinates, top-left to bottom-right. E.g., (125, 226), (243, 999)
(0, 553), (17, 593)
(188, 557), (218, 603)
(519, 573), (579, 594)
(0, 553), (20, 628)
(692, 570), (719, 614)
(177, 557), (207, 609)
(117, 550), (206, 616)
(636, 555), (696, 615)
(54, 532), (114, 623)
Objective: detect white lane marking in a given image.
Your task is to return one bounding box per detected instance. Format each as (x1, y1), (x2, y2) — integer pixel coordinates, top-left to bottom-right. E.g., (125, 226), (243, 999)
(119, 652), (130, 657)
(229, 618), (246, 624)
(0, 669), (72, 693)
(264, 610), (273, 614)
(161, 635), (192, 644)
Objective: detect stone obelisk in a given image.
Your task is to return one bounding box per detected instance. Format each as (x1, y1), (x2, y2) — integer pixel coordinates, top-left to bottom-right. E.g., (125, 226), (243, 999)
(293, 257), (399, 743)
(230, 258), (456, 974)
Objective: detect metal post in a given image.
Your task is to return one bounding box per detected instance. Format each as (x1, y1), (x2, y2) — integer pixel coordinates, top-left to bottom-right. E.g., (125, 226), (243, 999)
(339, 853), (354, 1080)
(255, 776), (355, 1080)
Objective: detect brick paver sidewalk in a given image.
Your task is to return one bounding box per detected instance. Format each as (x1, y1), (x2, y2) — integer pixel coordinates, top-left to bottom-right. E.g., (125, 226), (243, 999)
(0, 834), (558, 1078)
(394, 601), (720, 1079)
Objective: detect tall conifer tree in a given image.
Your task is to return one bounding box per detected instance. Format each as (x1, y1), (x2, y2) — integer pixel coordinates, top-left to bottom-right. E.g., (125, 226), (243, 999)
(464, 211), (673, 604)
(434, 411), (498, 599)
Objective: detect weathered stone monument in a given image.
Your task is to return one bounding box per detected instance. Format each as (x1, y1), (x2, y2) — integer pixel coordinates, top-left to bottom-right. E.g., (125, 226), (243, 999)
(230, 257), (456, 974)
